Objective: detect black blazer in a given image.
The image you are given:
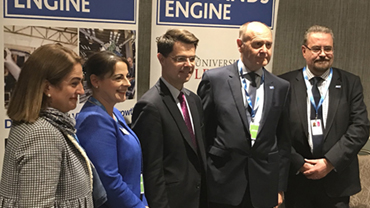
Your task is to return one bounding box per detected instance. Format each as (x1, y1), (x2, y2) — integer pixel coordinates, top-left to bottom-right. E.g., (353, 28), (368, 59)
(197, 62), (291, 207)
(279, 67), (369, 197)
(132, 79), (207, 208)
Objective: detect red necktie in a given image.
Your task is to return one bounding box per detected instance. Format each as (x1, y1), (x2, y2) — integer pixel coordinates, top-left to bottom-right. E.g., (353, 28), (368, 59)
(178, 92), (197, 148)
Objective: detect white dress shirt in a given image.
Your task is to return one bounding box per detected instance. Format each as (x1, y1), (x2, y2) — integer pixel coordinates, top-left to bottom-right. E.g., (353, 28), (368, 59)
(304, 67), (331, 152)
(160, 77), (195, 133)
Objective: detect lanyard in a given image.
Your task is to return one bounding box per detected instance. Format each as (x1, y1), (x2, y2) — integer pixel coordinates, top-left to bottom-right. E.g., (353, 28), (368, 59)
(73, 134), (80, 143)
(88, 97), (117, 121)
(303, 67), (332, 118)
(89, 96), (107, 111)
(239, 62), (264, 118)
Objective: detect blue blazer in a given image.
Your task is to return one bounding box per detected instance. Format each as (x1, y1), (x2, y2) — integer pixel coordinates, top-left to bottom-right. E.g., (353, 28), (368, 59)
(76, 100), (147, 208)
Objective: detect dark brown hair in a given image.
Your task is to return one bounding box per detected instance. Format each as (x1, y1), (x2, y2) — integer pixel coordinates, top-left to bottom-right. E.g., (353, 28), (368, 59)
(156, 29), (199, 57)
(83, 51), (129, 89)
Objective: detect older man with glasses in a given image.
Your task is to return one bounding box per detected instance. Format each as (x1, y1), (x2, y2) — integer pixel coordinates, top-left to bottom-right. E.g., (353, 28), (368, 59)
(280, 25), (369, 208)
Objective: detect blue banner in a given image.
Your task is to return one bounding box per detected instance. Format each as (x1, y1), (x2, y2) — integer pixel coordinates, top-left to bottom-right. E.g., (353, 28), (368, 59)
(156, 0), (275, 28)
(4, 0), (136, 23)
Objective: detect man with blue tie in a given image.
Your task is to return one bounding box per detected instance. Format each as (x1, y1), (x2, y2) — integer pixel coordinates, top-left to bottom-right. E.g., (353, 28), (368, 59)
(279, 25), (370, 208)
(198, 21), (291, 208)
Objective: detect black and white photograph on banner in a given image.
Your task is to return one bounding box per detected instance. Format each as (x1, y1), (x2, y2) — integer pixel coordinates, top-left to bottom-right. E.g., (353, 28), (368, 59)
(3, 26), (78, 108)
(79, 28), (136, 102)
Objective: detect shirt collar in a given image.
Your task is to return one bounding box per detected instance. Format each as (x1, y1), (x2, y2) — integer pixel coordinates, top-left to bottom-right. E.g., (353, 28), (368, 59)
(306, 66), (330, 81)
(238, 58), (263, 77)
(160, 77), (188, 101)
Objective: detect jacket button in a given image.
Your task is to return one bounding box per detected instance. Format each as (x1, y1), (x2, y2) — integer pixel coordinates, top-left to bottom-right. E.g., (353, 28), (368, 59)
(196, 185), (200, 189)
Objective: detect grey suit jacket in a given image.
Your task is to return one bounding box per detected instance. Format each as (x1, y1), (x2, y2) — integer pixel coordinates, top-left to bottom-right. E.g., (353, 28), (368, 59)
(198, 62), (291, 207)
(280, 67), (370, 197)
(0, 117), (93, 207)
(132, 79), (207, 208)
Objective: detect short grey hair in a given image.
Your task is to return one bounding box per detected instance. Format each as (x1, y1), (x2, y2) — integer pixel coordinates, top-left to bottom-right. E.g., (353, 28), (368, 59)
(303, 25), (334, 45)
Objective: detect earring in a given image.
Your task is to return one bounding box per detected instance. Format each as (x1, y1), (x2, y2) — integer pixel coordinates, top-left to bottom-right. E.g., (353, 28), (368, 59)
(47, 94), (51, 97)
(95, 86), (99, 89)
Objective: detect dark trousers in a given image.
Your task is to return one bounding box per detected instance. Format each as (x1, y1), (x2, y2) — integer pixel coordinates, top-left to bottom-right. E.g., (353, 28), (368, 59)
(209, 187), (255, 208)
(285, 176), (349, 208)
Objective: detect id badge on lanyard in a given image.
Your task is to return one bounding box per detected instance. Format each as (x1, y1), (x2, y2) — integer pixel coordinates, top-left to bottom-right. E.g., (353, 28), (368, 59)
(303, 67), (332, 136)
(249, 123), (259, 140)
(310, 120), (323, 135)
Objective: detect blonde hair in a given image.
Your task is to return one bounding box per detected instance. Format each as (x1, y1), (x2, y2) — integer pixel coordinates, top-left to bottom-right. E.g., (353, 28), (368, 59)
(7, 44), (81, 122)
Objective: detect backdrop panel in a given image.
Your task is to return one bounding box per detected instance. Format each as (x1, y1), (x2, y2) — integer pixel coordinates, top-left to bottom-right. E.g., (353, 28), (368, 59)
(150, 0), (280, 93)
(1, 0), (139, 174)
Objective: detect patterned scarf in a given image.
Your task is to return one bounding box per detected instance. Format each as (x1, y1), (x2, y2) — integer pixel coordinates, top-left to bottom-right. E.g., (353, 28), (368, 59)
(40, 107), (108, 206)
(40, 107), (75, 136)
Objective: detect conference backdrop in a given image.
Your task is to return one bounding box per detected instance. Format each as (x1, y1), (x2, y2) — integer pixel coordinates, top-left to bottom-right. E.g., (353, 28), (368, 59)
(0, 0), (281, 175)
(1, 0), (139, 173)
(150, 0), (280, 93)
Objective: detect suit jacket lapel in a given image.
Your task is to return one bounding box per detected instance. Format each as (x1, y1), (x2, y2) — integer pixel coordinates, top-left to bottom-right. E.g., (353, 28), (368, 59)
(115, 109), (141, 145)
(228, 63), (250, 131)
(257, 69), (273, 135)
(324, 69), (341, 140)
(294, 70), (309, 136)
(187, 93), (207, 164)
(157, 80), (199, 154)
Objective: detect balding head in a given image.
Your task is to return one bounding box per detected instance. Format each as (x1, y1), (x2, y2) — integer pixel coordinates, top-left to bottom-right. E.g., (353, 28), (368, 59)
(239, 21), (271, 42)
(237, 21), (273, 71)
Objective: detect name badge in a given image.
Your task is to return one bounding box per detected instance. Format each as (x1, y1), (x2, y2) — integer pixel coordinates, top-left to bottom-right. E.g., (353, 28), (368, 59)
(249, 123), (259, 140)
(310, 119), (323, 135)
(140, 174), (144, 194)
(120, 127), (129, 135)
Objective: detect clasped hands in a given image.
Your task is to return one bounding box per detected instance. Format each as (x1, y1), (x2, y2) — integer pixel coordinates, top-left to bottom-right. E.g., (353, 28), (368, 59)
(299, 158), (334, 180)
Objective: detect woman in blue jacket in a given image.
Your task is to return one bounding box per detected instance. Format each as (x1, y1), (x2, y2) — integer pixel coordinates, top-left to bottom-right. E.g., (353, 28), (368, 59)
(76, 51), (147, 208)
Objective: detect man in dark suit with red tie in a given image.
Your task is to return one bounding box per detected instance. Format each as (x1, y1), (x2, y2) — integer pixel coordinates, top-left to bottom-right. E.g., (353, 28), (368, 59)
(132, 29), (207, 208)
(280, 25), (370, 208)
(198, 21), (291, 208)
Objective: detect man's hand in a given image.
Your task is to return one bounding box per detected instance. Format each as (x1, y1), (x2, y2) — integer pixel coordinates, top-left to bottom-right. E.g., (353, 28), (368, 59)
(301, 158), (334, 180)
(299, 161), (315, 173)
(274, 191), (284, 208)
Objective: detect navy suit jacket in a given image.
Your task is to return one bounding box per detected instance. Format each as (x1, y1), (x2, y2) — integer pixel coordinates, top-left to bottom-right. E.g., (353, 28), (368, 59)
(197, 62), (291, 207)
(132, 79), (207, 208)
(76, 100), (147, 208)
(280, 68), (370, 197)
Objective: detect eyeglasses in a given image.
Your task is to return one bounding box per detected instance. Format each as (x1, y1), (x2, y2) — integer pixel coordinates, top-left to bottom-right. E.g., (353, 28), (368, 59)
(304, 45), (333, 54)
(170, 55), (198, 63)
